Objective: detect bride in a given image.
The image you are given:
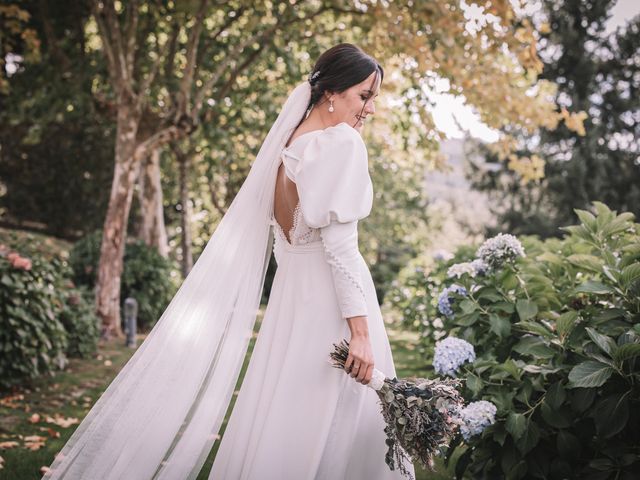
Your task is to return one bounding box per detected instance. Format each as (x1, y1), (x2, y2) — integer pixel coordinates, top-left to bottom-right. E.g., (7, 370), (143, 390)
(43, 43), (415, 480)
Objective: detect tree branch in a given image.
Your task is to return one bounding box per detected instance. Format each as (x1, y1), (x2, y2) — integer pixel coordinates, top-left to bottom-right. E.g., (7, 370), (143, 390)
(124, 0), (140, 80)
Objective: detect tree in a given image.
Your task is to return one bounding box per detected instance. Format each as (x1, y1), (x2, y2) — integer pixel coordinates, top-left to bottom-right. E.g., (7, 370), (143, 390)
(469, 0), (640, 237)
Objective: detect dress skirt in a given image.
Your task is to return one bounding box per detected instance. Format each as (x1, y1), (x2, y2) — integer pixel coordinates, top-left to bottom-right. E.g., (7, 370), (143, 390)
(208, 231), (415, 480)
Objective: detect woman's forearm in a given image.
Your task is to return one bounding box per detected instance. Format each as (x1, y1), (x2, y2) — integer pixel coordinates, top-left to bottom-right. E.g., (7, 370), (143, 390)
(347, 315), (369, 338)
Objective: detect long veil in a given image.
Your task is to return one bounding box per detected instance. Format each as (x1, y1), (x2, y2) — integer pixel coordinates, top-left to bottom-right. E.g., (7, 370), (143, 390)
(43, 81), (312, 479)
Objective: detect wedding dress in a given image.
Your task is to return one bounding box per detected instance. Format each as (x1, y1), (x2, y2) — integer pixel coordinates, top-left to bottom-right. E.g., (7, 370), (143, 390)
(209, 122), (415, 479)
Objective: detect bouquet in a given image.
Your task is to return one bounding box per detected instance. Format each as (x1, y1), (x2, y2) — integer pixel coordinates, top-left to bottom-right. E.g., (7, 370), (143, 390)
(328, 339), (463, 479)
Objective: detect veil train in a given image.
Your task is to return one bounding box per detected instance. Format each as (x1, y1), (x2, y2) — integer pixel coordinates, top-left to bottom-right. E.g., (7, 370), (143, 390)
(43, 81), (313, 479)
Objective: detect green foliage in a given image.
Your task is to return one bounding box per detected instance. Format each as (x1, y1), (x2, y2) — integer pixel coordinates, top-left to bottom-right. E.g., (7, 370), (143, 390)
(386, 245), (477, 358)
(397, 202), (640, 478)
(58, 284), (100, 359)
(0, 233), (103, 389)
(0, 250), (69, 389)
(69, 230), (179, 330)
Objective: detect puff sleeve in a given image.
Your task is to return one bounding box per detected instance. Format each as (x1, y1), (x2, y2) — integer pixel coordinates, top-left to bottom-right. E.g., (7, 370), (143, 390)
(291, 122), (373, 319)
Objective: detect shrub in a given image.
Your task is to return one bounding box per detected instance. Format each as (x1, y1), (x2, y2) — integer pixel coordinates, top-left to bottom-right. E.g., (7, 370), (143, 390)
(58, 284), (100, 358)
(0, 247), (69, 389)
(69, 230), (178, 331)
(396, 202), (640, 478)
(386, 245), (476, 357)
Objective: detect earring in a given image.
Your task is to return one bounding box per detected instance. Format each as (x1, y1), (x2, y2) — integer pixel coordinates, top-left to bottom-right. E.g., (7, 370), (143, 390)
(328, 99), (334, 113)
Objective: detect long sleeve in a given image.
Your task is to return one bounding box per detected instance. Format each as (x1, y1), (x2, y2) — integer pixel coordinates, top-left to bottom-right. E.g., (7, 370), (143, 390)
(287, 121), (374, 319)
(320, 219), (368, 319)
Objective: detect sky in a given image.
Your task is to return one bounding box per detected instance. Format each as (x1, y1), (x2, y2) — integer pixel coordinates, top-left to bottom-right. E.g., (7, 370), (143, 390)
(431, 0), (640, 143)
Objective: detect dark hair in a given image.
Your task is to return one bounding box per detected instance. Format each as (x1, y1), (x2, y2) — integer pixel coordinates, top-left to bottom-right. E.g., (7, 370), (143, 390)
(305, 43), (383, 122)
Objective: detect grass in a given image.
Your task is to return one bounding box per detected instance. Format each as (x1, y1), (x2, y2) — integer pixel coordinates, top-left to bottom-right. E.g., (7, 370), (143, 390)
(0, 310), (458, 479)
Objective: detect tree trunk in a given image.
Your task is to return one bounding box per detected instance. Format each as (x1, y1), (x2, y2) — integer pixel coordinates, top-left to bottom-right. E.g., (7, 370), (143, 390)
(177, 149), (193, 277)
(95, 103), (140, 340)
(135, 147), (169, 257)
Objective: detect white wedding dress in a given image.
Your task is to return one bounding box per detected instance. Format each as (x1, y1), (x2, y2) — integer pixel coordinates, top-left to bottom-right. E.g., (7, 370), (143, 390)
(209, 122), (415, 479)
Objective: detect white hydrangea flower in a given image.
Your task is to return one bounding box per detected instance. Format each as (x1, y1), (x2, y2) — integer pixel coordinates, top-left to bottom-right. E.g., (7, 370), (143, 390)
(447, 259), (489, 279)
(476, 233), (525, 269)
(446, 262), (476, 278)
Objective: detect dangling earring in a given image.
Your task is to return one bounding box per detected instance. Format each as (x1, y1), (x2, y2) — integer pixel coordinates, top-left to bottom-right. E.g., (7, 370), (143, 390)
(328, 99), (334, 113)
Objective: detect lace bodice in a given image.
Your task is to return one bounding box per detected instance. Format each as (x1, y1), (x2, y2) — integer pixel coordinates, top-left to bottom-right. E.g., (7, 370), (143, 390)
(270, 122), (374, 320)
(273, 202), (321, 246)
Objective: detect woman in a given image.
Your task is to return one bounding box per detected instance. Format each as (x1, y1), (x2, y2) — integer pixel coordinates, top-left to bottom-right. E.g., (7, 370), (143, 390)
(43, 43), (413, 480)
(209, 43), (414, 479)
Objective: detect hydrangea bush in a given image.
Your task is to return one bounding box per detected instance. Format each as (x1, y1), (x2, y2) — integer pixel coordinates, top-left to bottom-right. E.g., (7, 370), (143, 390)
(390, 202), (640, 479)
(0, 242), (100, 388)
(387, 245), (478, 357)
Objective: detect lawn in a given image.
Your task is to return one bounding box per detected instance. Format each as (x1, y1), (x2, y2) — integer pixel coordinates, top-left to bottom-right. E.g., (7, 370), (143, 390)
(0, 309), (457, 479)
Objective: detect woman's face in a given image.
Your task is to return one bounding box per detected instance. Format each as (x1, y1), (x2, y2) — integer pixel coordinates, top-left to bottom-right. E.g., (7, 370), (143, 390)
(326, 70), (381, 133)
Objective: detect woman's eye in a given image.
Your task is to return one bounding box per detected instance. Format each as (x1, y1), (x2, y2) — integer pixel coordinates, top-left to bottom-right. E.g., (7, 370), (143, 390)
(360, 95), (369, 101)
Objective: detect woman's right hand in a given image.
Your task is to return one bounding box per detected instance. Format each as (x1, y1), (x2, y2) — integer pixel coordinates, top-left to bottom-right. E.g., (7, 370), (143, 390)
(345, 316), (374, 385)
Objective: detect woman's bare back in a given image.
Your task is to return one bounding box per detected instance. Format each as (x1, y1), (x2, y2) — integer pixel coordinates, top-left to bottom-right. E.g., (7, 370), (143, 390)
(274, 127), (317, 243)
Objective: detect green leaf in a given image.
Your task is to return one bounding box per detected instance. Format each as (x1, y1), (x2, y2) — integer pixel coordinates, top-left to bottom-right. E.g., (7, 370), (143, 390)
(495, 359), (521, 380)
(493, 301), (516, 314)
(456, 311), (480, 326)
(490, 313), (511, 338)
(512, 336), (555, 359)
(516, 321), (552, 338)
(505, 412), (527, 440)
(620, 263), (640, 289)
(570, 388), (596, 413)
(536, 251), (564, 265)
(575, 209), (597, 231)
(556, 311), (578, 338)
(613, 343), (640, 363)
(585, 327), (617, 357)
(594, 392), (630, 438)
(501, 272), (519, 290)
(516, 299), (538, 321)
(465, 373), (483, 396)
(477, 288), (503, 302)
(545, 382), (566, 410)
(541, 403), (571, 428)
(459, 299), (477, 314)
(515, 420), (540, 455)
(567, 254), (603, 273)
(567, 361), (615, 388)
(557, 431), (581, 460)
(574, 281), (615, 295)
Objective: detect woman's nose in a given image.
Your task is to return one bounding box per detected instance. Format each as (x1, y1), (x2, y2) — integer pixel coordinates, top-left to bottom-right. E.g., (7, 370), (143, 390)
(365, 102), (375, 115)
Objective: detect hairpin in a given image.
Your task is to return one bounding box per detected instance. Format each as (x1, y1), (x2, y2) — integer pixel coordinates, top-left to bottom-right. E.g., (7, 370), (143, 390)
(308, 70), (321, 84)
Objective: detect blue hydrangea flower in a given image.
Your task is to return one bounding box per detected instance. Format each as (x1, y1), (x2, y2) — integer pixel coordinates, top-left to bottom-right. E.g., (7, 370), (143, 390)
(433, 336), (476, 377)
(437, 284), (467, 318)
(476, 233), (525, 269)
(456, 400), (497, 441)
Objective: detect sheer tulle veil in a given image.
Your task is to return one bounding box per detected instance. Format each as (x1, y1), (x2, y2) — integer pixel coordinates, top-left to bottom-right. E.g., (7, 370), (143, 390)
(43, 81), (313, 479)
